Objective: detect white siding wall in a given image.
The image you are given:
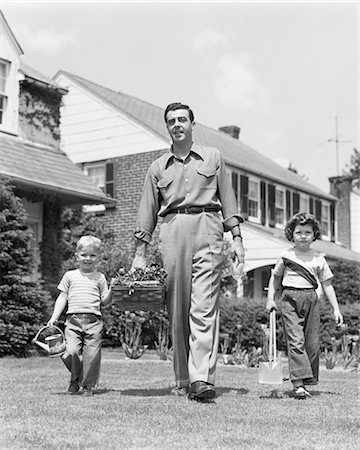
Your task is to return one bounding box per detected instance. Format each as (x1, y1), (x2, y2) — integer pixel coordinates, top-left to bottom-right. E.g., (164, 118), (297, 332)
(56, 74), (167, 163)
(0, 16), (20, 134)
(350, 190), (360, 253)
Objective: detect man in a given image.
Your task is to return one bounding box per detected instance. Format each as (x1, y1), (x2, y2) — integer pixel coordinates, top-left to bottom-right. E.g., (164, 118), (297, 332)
(132, 102), (245, 400)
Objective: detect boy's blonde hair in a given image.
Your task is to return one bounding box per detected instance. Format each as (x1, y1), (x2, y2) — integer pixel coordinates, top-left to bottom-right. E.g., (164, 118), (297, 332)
(76, 235), (102, 252)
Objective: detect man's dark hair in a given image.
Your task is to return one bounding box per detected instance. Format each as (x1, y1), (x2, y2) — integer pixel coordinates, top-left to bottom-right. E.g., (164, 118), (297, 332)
(164, 102), (195, 123)
(284, 212), (321, 242)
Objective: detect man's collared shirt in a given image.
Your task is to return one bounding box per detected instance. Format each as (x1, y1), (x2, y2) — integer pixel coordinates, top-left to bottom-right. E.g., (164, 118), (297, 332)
(135, 144), (243, 243)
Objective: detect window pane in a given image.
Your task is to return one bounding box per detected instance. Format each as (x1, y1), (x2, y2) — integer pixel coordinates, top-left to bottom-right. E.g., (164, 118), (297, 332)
(275, 189), (284, 207)
(300, 196), (308, 212)
(249, 180), (258, 199)
(248, 199), (258, 217)
(86, 165), (105, 190)
(321, 204), (329, 235)
(0, 62), (6, 92)
(0, 96), (4, 124)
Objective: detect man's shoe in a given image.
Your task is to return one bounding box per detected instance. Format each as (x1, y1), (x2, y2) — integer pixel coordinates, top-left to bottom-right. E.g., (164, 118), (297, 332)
(303, 378), (318, 386)
(189, 381), (216, 400)
(294, 386), (312, 400)
(171, 386), (189, 396)
(68, 381), (79, 394)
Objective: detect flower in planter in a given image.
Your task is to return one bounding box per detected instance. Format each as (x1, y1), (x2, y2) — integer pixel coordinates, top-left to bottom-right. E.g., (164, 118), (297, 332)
(114, 265), (167, 287)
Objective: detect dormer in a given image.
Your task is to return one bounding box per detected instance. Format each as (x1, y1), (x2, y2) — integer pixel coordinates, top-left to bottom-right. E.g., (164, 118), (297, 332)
(0, 11), (23, 135)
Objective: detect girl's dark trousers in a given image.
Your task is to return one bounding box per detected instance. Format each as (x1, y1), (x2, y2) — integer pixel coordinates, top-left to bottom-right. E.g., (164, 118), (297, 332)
(281, 288), (320, 384)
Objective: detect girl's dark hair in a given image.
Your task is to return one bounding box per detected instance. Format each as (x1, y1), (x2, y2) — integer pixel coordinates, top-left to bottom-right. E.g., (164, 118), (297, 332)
(164, 102), (195, 123)
(284, 212), (321, 242)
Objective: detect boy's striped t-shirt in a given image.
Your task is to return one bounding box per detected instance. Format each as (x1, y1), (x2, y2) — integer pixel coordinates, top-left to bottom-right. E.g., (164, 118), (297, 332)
(57, 269), (108, 316)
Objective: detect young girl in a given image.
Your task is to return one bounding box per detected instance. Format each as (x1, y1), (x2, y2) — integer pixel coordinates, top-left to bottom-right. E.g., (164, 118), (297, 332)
(266, 212), (343, 400)
(48, 235), (115, 396)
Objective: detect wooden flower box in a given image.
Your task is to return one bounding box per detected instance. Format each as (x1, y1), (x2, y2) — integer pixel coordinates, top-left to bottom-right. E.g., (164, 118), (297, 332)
(112, 281), (166, 311)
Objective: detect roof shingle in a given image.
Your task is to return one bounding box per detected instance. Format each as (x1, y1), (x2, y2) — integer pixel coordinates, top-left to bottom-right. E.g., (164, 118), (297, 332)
(0, 134), (115, 205)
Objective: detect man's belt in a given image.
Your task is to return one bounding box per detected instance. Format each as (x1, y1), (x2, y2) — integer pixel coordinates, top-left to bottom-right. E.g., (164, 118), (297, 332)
(165, 205), (221, 216)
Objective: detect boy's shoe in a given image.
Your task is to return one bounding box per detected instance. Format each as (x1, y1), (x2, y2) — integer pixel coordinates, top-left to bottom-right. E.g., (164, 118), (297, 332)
(170, 386), (189, 396)
(83, 387), (94, 397)
(293, 386), (312, 400)
(68, 381), (79, 393)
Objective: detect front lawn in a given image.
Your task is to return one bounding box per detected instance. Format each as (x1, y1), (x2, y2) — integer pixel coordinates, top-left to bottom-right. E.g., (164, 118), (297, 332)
(0, 349), (358, 449)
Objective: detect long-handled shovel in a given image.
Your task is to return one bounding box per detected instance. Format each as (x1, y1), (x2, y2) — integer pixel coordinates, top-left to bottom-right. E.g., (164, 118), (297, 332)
(258, 309), (283, 385)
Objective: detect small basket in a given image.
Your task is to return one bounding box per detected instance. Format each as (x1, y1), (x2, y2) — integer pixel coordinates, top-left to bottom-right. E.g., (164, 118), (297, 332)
(112, 281), (166, 311)
(32, 325), (66, 357)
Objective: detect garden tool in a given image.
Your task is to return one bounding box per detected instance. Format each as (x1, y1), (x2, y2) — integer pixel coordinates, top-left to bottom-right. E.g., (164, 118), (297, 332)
(32, 325), (66, 357)
(258, 309), (283, 385)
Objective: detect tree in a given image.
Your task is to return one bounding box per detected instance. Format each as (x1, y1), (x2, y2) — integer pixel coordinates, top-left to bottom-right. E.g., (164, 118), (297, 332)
(344, 148), (360, 188)
(0, 179), (51, 357)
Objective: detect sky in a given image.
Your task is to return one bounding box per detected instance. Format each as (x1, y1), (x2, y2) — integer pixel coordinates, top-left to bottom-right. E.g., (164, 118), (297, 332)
(1, 0), (359, 193)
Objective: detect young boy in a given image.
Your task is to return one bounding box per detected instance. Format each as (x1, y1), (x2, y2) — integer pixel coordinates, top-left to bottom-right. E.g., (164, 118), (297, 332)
(48, 235), (115, 396)
(266, 212), (343, 400)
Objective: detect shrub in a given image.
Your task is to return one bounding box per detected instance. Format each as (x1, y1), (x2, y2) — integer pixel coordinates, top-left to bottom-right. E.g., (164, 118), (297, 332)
(219, 294), (271, 352)
(0, 179), (52, 357)
(330, 260), (360, 305)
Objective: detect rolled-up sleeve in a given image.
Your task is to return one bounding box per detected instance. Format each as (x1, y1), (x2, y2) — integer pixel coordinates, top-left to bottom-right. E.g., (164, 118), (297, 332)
(134, 165), (160, 243)
(217, 154), (244, 231)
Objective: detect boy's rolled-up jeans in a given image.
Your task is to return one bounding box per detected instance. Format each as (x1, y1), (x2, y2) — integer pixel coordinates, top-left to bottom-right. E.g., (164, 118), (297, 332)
(62, 313), (103, 389)
(281, 288), (320, 384)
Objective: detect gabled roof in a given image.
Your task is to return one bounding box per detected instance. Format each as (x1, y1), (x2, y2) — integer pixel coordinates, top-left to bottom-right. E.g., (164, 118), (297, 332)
(56, 70), (335, 201)
(0, 134), (115, 205)
(0, 11), (23, 55)
(20, 61), (67, 93)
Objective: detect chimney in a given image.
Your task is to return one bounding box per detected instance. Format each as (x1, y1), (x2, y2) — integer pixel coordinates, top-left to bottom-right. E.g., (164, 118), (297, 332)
(329, 175), (352, 248)
(218, 125), (240, 139)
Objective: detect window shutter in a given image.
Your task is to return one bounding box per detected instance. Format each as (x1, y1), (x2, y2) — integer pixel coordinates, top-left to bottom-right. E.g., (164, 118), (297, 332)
(330, 201), (336, 242)
(240, 175), (249, 219)
(105, 161), (115, 198)
(309, 197), (314, 214)
(260, 181), (266, 225)
(292, 192), (300, 214)
(231, 172), (238, 200)
(315, 199), (322, 223)
(286, 190), (291, 220)
(268, 184), (275, 227)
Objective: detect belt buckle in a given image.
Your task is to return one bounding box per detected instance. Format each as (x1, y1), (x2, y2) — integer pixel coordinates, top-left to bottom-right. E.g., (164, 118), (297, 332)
(184, 207), (189, 214)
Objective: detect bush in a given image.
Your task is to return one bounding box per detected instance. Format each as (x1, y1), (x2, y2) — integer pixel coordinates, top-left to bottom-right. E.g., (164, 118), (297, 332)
(330, 260), (360, 305)
(219, 294), (271, 352)
(0, 179), (52, 357)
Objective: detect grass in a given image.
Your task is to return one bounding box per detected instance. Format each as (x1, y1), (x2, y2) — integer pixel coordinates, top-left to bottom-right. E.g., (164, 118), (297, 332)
(0, 349), (359, 450)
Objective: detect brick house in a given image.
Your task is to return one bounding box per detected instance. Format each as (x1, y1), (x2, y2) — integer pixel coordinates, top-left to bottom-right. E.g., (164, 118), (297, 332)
(0, 12), (115, 285)
(53, 70), (360, 299)
(329, 176), (360, 253)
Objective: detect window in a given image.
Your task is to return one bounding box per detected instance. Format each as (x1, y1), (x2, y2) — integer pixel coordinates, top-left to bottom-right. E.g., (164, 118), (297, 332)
(0, 60), (9, 125)
(321, 203), (330, 237)
(300, 195), (309, 213)
(83, 160), (115, 206)
(248, 179), (259, 219)
(85, 164), (106, 191)
(275, 187), (285, 225)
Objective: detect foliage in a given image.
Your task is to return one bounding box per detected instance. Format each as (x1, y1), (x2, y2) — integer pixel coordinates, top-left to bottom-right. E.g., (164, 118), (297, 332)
(0, 179), (52, 357)
(219, 294), (272, 352)
(330, 259), (360, 305)
(19, 81), (62, 142)
(120, 311), (149, 359)
(114, 265), (167, 287)
(154, 310), (172, 361)
(343, 147), (360, 188)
